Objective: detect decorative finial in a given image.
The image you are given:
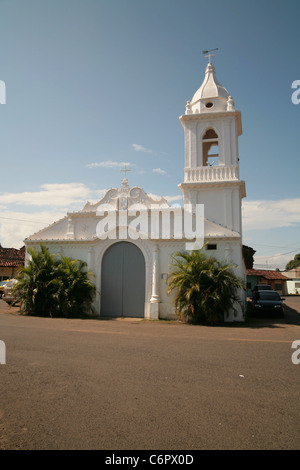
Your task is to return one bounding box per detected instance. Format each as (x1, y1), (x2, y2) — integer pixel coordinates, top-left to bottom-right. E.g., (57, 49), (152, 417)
(227, 96), (235, 111)
(185, 100), (192, 115)
(202, 48), (218, 64)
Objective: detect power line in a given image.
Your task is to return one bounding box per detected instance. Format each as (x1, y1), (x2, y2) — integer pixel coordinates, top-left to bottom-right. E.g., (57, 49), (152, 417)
(0, 216), (51, 225)
(261, 249), (300, 259)
(250, 242), (300, 249)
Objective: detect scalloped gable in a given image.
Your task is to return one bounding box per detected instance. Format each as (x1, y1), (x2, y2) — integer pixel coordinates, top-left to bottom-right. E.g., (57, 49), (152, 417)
(81, 184), (169, 213)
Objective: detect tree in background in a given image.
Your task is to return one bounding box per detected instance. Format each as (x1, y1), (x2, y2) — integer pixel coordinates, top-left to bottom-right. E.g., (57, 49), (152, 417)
(285, 254), (300, 271)
(15, 245), (96, 317)
(167, 247), (246, 324)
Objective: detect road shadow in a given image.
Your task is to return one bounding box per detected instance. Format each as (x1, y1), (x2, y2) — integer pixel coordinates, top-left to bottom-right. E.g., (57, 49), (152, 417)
(245, 303), (300, 328)
(1, 300), (300, 329)
(282, 303), (300, 325)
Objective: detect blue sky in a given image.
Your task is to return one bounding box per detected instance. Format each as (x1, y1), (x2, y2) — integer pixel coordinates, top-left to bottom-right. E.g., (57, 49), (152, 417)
(0, 0), (299, 269)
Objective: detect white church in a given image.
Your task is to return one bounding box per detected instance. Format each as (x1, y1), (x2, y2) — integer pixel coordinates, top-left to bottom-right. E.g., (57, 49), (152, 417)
(25, 59), (247, 321)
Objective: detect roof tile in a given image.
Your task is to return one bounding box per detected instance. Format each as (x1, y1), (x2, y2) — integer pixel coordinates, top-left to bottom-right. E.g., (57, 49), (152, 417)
(246, 269), (290, 280)
(0, 246), (25, 267)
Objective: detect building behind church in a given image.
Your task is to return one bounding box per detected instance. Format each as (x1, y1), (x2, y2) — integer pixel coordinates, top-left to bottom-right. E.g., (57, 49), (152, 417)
(0, 244), (25, 281)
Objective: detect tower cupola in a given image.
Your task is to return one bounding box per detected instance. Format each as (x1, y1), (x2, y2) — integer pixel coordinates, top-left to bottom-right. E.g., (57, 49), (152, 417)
(185, 61), (235, 115)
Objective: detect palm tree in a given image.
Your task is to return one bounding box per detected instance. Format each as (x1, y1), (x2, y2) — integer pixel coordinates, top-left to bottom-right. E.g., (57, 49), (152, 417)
(53, 256), (96, 317)
(167, 247), (246, 324)
(15, 244), (60, 316)
(15, 245), (96, 317)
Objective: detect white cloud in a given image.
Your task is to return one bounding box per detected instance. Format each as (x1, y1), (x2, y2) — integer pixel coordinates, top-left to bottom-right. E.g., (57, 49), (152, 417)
(0, 183), (93, 208)
(148, 193), (182, 203)
(0, 210), (67, 248)
(2, 184), (108, 209)
(86, 160), (131, 169)
(147, 193), (163, 201)
(0, 183), (108, 248)
(242, 198), (300, 230)
(164, 195), (183, 203)
(132, 144), (152, 153)
(152, 168), (167, 175)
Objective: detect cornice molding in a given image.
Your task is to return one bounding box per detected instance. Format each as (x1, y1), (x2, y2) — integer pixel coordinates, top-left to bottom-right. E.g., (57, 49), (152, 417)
(179, 110), (242, 136)
(178, 179), (246, 198)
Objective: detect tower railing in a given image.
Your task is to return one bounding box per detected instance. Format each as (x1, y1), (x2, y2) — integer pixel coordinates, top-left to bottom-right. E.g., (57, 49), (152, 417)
(184, 165), (239, 183)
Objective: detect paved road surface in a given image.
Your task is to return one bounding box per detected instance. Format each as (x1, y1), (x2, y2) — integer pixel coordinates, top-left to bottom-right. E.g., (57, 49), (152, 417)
(0, 298), (299, 450)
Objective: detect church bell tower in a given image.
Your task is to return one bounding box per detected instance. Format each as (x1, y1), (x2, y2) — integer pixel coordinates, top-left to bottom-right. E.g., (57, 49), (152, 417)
(178, 57), (246, 235)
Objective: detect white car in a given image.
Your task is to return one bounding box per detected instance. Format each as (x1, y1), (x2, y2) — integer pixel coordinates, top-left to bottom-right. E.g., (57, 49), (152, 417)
(2, 279), (19, 305)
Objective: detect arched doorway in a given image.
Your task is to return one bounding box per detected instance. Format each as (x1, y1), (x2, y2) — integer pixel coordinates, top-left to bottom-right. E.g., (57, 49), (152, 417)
(101, 241), (145, 318)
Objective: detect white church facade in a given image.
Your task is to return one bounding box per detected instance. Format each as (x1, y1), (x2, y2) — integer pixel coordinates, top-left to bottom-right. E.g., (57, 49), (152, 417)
(24, 60), (247, 321)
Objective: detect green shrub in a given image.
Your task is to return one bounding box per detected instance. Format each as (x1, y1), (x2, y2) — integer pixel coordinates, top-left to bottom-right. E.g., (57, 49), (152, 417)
(15, 245), (96, 317)
(167, 247), (246, 324)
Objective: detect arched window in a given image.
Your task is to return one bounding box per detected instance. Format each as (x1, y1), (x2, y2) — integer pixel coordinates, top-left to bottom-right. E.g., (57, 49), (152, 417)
(202, 128), (219, 166)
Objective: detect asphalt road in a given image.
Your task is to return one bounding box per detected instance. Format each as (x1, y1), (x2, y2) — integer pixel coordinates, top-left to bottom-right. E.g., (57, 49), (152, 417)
(0, 298), (300, 451)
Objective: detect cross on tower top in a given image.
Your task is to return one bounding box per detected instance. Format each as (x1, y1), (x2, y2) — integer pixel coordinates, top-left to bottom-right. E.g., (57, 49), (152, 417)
(120, 164), (131, 180)
(202, 48), (218, 64)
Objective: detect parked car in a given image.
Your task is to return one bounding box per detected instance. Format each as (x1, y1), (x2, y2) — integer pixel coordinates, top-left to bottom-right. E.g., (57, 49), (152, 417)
(251, 284), (274, 300)
(252, 284), (273, 293)
(2, 279), (19, 305)
(0, 280), (9, 299)
(250, 290), (285, 317)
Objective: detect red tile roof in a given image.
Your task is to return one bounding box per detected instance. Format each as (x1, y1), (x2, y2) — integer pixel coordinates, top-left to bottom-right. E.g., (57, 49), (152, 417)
(0, 245), (25, 267)
(246, 269), (290, 280)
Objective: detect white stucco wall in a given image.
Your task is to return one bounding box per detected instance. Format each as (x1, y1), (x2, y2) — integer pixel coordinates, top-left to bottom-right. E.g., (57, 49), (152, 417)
(286, 280), (300, 295)
(26, 235), (246, 322)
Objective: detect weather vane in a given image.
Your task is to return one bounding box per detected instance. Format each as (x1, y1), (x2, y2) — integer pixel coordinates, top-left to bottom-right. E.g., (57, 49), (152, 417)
(202, 48), (218, 64)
